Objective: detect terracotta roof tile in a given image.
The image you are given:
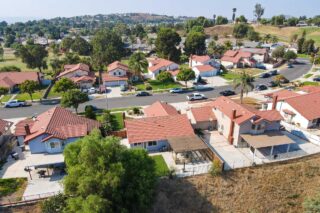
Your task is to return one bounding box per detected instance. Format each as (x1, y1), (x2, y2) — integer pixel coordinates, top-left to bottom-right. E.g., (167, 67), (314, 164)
(125, 114), (195, 144)
(194, 65), (216, 72)
(14, 119), (35, 136)
(265, 90), (301, 101)
(148, 58), (176, 73)
(300, 86), (320, 94)
(191, 55), (211, 63)
(102, 73), (128, 82)
(144, 101), (179, 117)
(58, 63), (90, 78)
(191, 106), (216, 122)
(107, 61), (129, 72)
(0, 72), (40, 88)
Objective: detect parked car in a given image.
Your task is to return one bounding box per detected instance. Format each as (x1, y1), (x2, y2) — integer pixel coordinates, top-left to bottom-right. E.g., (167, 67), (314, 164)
(194, 85), (213, 91)
(187, 93), (206, 101)
(87, 87), (98, 94)
(255, 84), (268, 91)
(256, 64), (266, 70)
(4, 100), (29, 108)
(219, 90), (236, 96)
(287, 64), (294, 68)
(136, 91), (151, 97)
(259, 73), (271, 78)
(313, 77), (320, 82)
(267, 81), (278, 87)
(268, 70), (278, 76)
(279, 78), (290, 84)
(84, 105), (102, 113)
(120, 84), (128, 92)
(170, 88), (184, 93)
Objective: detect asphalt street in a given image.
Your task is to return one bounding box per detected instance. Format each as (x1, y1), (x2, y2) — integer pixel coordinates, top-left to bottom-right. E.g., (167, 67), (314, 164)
(0, 59), (311, 119)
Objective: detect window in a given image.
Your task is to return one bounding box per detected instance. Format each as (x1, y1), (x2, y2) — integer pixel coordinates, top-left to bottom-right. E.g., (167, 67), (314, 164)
(251, 124), (256, 130)
(148, 141), (157, 146)
(133, 143), (142, 147)
(49, 142), (59, 149)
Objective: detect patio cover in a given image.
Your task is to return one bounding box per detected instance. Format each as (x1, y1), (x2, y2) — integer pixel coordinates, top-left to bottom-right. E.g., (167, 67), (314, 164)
(241, 131), (295, 149)
(167, 135), (208, 153)
(26, 153), (64, 167)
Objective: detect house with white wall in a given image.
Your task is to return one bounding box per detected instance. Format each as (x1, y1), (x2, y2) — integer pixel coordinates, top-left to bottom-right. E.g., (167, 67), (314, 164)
(102, 61), (131, 87)
(220, 50), (255, 69)
(147, 58), (179, 80)
(15, 107), (100, 154)
(189, 55), (220, 77)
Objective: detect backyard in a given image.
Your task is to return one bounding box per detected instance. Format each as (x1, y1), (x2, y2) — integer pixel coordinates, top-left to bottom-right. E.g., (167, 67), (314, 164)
(97, 112), (125, 131)
(151, 155), (169, 177)
(0, 178), (27, 204)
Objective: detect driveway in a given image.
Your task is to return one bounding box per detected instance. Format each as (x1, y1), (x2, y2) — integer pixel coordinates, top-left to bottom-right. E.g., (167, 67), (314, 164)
(202, 76), (228, 87)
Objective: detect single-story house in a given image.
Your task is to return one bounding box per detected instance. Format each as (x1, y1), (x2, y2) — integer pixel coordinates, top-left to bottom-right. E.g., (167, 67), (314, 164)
(14, 118), (34, 146)
(125, 114), (195, 152)
(15, 107), (100, 154)
(207, 96), (283, 147)
(147, 58), (179, 80)
(144, 101), (179, 117)
(102, 61), (131, 87)
(0, 72), (43, 93)
(188, 106), (217, 130)
(57, 63), (96, 89)
(192, 65), (219, 77)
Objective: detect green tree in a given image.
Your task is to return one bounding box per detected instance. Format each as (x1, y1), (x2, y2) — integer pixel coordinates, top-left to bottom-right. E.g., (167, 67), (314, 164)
(41, 193), (67, 213)
(19, 80), (39, 102)
(155, 28), (181, 62)
(0, 45), (4, 61)
(233, 23), (251, 39)
(184, 31), (206, 55)
(84, 105), (96, 120)
(53, 78), (77, 93)
(71, 36), (92, 56)
(128, 52), (148, 80)
(0, 66), (21, 72)
(297, 37), (305, 53)
(156, 71), (173, 83)
(91, 29), (124, 84)
(0, 87), (9, 96)
(304, 193), (320, 213)
(271, 36), (279, 43)
(247, 29), (260, 41)
(63, 52), (81, 65)
(263, 34), (272, 43)
(254, 3), (265, 22)
(235, 15), (247, 23)
(61, 90), (89, 114)
(176, 68), (195, 88)
(49, 58), (64, 78)
(223, 40), (233, 50)
(215, 16), (228, 25)
(233, 71), (254, 104)
(4, 34), (15, 47)
(99, 110), (114, 134)
(284, 50), (297, 62)
(272, 46), (285, 61)
(273, 74), (288, 87)
(15, 44), (48, 73)
(63, 130), (156, 212)
(302, 39), (315, 54)
(207, 41), (226, 58)
(49, 43), (60, 56)
(61, 37), (74, 52)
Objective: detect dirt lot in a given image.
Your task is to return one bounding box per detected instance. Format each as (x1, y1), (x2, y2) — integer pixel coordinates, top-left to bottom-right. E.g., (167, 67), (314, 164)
(152, 153), (320, 213)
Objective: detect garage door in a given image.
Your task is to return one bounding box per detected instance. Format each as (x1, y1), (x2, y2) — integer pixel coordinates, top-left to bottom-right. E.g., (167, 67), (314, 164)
(105, 81), (127, 87)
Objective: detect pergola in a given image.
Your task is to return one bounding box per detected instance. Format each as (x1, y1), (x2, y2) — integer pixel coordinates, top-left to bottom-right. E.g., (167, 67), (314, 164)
(167, 135), (212, 164)
(241, 131), (295, 162)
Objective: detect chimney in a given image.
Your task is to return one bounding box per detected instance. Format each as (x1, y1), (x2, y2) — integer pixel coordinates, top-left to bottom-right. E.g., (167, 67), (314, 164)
(24, 124), (31, 135)
(228, 109), (236, 145)
(272, 95), (278, 110)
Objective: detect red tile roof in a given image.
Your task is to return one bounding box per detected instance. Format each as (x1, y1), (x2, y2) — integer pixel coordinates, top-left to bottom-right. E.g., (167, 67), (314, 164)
(125, 114), (195, 144)
(221, 50), (252, 64)
(208, 96), (282, 124)
(71, 75), (96, 83)
(300, 86), (320, 94)
(107, 61), (129, 72)
(58, 63), (90, 78)
(283, 109), (296, 115)
(169, 70), (180, 77)
(148, 58), (176, 73)
(0, 72), (40, 88)
(191, 55), (211, 63)
(24, 107), (100, 143)
(0, 119), (13, 135)
(191, 106), (216, 122)
(102, 73), (128, 82)
(285, 92), (320, 120)
(241, 48), (268, 55)
(14, 119), (35, 136)
(194, 65), (216, 72)
(265, 90), (301, 101)
(144, 101), (179, 117)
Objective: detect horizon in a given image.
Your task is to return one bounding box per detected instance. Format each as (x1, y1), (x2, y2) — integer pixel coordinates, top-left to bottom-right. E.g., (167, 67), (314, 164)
(1, 0), (319, 23)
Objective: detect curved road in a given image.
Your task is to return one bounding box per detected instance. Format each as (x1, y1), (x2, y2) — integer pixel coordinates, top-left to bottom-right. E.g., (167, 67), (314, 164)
(0, 59), (312, 119)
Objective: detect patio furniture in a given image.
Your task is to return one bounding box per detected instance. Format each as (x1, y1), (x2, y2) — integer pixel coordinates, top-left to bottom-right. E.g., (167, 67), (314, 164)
(38, 170), (46, 178)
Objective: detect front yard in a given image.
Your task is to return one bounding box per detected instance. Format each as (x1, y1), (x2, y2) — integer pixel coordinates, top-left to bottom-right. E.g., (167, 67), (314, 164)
(134, 80), (182, 91)
(151, 155), (169, 177)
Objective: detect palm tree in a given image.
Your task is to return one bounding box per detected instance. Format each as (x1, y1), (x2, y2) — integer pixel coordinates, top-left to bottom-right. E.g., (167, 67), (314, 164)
(233, 71), (254, 104)
(232, 8), (237, 22)
(263, 34), (271, 43)
(128, 52), (148, 81)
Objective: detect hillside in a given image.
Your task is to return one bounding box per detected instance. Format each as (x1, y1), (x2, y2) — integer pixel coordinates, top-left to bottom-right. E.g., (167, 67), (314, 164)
(204, 24), (234, 37)
(152, 154), (320, 213)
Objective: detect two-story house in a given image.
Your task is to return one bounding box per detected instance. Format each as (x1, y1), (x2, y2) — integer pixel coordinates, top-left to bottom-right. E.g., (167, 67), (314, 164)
(220, 50), (255, 69)
(57, 63), (96, 89)
(147, 58), (179, 80)
(15, 107), (100, 154)
(189, 55), (220, 77)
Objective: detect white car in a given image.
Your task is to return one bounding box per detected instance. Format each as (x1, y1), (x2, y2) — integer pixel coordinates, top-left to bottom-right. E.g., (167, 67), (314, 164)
(83, 87), (97, 94)
(4, 100), (27, 108)
(186, 93), (206, 101)
(169, 88), (183, 93)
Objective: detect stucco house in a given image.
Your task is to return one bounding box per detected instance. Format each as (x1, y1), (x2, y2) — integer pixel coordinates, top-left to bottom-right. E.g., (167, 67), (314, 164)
(15, 107), (100, 154)
(147, 58), (179, 80)
(57, 63), (96, 89)
(0, 72), (43, 93)
(265, 91), (320, 129)
(144, 101), (179, 117)
(188, 106), (217, 130)
(220, 50), (255, 69)
(189, 55), (220, 77)
(207, 96), (283, 147)
(240, 48), (269, 63)
(102, 61), (131, 87)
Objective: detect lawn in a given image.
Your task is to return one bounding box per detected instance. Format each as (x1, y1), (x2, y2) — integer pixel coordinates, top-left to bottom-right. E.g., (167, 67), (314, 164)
(220, 71), (241, 80)
(15, 90), (44, 101)
(0, 94), (13, 103)
(97, 112), (124, 131)
(135, 80), (182, 90)
(0, 178), (27, 198)
(304, 73), (313, 79)
(232, 68), (263, 76)
(301, 81), (320, 86)
(151, 155), (169, 177)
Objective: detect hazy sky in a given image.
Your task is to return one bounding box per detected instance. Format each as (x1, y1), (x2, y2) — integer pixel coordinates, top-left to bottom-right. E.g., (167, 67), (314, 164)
(1, 0), (319, 21)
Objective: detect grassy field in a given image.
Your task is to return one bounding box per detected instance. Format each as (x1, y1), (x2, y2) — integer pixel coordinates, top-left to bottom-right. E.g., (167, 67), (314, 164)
(135, 80), (182, 90)
(151, 155), (169, 177)
(220, 71), (241, 80)
(152, 153), (320, 213)
(301, 81), (320, 86)
(0, 178), (27, 204)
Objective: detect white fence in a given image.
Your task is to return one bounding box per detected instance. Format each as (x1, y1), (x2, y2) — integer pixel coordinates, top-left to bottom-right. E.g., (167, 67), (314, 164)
(175, 164), (211, 178)
(281, 121), (320, 146)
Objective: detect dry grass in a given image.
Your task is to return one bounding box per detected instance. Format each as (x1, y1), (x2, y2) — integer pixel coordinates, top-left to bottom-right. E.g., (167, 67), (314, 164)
(152, 153), (320, 213)
(233, 97), (261, 109)
(204, 25), (234, 37)
(2, 202), (42, 213)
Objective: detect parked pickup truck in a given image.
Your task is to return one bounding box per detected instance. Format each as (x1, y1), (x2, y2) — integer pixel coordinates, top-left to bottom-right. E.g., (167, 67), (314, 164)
(186, 93), (206, 101)
(4, 100), (30, 108)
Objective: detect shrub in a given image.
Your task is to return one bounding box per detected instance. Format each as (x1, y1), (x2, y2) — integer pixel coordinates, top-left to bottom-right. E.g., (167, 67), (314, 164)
(0, 66), (21, 72)
(146, 85), (153, 90)
(210, 159), (222, 177)
(132, 107), (140, 115)
(84, 105), (96, 120)
(41, 193), (67, 213)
